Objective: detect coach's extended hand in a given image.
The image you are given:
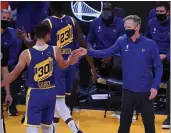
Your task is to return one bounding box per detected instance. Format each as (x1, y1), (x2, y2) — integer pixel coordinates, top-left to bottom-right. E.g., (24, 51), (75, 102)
(72, 48), (87, 56)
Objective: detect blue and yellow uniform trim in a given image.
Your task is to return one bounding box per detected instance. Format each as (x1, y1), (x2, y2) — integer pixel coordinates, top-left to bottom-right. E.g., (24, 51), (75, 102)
(23, 88), (37, 127)
(23, 87), (55, 127)
(27, 49), (32, 61)
(43, 18), (52, 29)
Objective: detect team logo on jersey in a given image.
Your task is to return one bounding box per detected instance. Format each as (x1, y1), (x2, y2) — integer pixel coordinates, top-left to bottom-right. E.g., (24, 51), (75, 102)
(142, 48), (145, 52)
(97, 26), (101, 32)
(153, 27), (156, 34)
(47, 52), (51, 57)
(71, 1), (103, 22)
(125, 45), (129, 51)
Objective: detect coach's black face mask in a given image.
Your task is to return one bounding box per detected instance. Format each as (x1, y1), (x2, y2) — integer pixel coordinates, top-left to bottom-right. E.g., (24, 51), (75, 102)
(125, 24), (138, 38)
(1, 20), (10, 29)
(125, 29), (136, 38)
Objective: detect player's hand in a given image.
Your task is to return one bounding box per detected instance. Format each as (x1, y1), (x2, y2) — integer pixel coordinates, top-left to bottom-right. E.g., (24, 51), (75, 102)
(101, 57), (112, 68)
(160, 54), (166, 61)
(91, 68), (97, 82)
(79, 48), (87, 56)
(5, 93), (13, 106)
(149, 88), (158, 100)
(73, 48), (87, 56)
(26, 33), (32, 41)
(16, 27), (27, 40)
(68, 52), (79, 65)
(17, 27), (32, 41)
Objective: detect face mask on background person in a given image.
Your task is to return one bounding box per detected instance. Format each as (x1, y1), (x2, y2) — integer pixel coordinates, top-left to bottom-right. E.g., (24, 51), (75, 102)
(101, 11), (113, 20)
(1, 19), (10, 29)
(156, 13), (167, 22)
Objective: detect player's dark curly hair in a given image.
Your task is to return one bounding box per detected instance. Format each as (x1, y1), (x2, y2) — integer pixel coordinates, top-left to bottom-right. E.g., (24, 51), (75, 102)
(35, 23), (50, 39)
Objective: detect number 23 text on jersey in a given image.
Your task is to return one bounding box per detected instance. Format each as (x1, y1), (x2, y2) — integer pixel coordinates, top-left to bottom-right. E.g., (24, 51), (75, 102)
(56, 24), (73, 48)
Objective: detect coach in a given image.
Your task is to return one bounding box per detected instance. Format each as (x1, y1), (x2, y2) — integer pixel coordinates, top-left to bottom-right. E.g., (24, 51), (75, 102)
(77, 15), (163, 133)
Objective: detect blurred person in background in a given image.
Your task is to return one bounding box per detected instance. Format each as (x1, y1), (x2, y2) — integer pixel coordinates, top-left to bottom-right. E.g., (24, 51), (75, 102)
(148, 2), (170, 20)
(145, 1), (170, 82)
(148, 8), (156, 20)
(1, 2), (17, 28)
(145, 2), (170, 128)
(161, 51), (170, 129)
(87, 2), (124, 89)
(1, 40), (13, 133)
(1, 15), (13, 132)
(1, 9), (22, 116)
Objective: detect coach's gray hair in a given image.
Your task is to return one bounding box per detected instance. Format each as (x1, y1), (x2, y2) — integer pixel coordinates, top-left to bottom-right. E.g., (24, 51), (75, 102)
(124, 15), (141, 25)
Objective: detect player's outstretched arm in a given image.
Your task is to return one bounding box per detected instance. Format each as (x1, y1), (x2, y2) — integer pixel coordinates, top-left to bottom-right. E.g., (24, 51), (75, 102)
(1, 50), (28, 87)
(54, 47), (79, 69)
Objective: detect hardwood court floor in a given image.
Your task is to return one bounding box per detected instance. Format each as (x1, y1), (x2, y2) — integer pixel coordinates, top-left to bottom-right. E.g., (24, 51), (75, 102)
(4, 105), (170, 133)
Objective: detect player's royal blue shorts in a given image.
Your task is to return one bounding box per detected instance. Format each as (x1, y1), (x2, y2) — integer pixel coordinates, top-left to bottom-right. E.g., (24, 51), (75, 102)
(55, 65), (77, 97)
(24, 87), (56, 127)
